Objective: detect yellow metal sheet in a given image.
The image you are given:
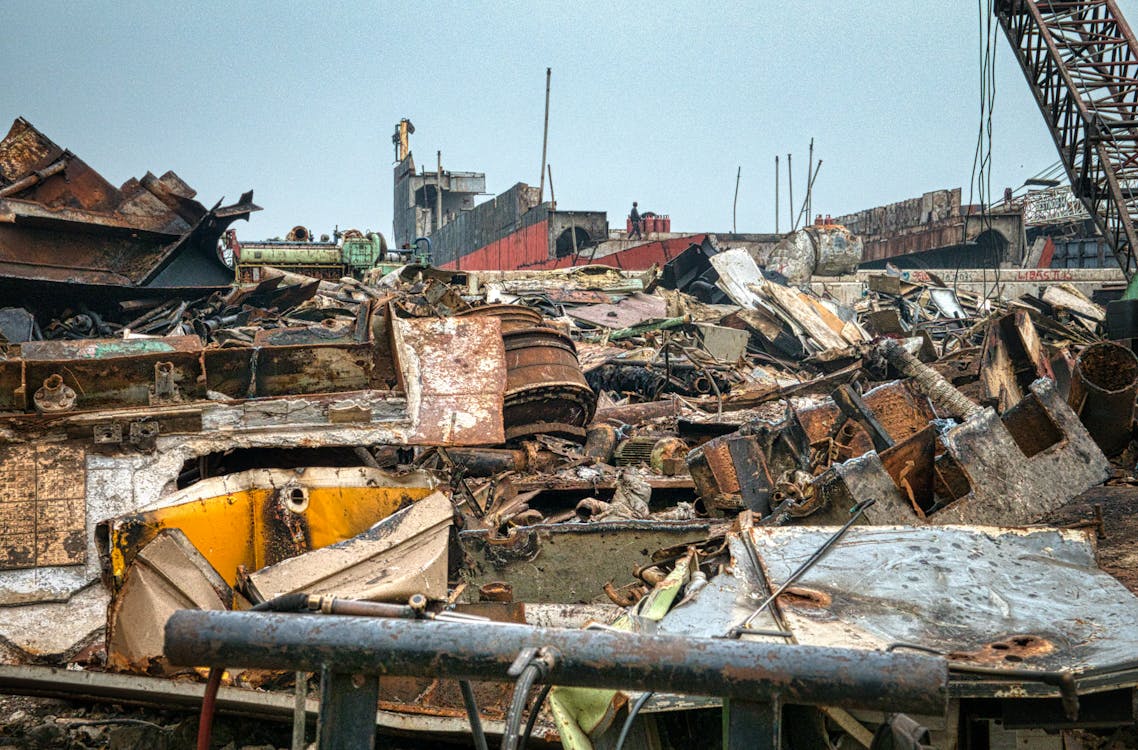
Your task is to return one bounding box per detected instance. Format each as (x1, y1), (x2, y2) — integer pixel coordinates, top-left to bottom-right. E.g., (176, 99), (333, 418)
(104, 468), (436, 588)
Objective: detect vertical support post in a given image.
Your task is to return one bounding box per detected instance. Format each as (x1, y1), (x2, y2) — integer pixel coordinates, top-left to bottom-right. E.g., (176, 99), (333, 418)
(787, 154), (795, 232)
(539, 67), (551, 204)
(807, 137), (814, 226)
(317, 666), (379, 750)
(733, 166), (741, 233)
(723, 698), (781, 750)
(547, 164), (556, 209)
(291, 671), (307, 750)
(436, 150), (443, 233)
(775, 155), (780, 234)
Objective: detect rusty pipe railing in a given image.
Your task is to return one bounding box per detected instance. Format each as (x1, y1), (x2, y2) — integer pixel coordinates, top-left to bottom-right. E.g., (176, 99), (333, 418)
(167, 610), (947, 750)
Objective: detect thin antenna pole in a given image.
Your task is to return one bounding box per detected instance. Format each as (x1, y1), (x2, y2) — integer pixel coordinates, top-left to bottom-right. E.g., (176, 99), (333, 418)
(732, 166), (741, 233)
(806, 138), (814, 226)
(538, 67), (551, 204)
(546, 164), (556, 208)
(788, 154), (795, 231)
(775, 155), (780, 233)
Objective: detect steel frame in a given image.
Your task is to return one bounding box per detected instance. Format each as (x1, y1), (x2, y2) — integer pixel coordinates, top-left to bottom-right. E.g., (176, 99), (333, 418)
(996, 0), (1138, 276)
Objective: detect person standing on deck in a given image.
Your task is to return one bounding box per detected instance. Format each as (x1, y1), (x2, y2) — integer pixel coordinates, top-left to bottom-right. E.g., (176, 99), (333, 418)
(629, 202), (642, 240)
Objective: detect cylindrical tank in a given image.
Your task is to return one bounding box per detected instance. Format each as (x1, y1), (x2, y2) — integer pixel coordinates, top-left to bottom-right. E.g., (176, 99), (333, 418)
(501, 326), (596, 442)
(1069, 341), (1138, 456)
(765, 224), (864, 283)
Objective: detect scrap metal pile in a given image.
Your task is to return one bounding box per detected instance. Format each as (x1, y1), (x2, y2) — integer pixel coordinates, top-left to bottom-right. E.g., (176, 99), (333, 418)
(2, 122), (1138, 748)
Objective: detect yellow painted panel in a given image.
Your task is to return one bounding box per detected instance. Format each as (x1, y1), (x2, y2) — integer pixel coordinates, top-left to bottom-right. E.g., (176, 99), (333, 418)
(109, 480), (436, 588)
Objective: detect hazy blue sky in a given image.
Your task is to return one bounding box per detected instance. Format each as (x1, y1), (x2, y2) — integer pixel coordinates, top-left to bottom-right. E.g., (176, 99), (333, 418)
(3, 1), (1137, 240)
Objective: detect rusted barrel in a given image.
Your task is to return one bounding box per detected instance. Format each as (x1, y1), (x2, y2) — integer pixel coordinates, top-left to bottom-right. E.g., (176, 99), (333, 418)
(456, 304), (544, 333)
(1069, 341), (1138, 456)
(501, 326), (596, 442)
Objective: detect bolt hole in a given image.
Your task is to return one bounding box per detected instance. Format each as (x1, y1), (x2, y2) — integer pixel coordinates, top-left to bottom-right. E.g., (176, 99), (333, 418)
(991, 643), (1010, 650)
(1004, 655), (1023, 663)
(285, 486), (309, 513)
(1012, 637), (1033, 647)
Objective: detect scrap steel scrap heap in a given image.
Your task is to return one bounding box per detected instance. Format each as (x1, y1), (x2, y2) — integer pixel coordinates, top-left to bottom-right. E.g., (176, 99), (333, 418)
(2, 120), (1138, 750)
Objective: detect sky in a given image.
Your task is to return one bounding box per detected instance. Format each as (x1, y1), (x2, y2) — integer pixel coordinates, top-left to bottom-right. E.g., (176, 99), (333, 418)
(3, 0), (1137, 241)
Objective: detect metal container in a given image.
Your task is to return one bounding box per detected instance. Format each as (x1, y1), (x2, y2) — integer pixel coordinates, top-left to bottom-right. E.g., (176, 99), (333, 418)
(1069, 341), (1138, 456)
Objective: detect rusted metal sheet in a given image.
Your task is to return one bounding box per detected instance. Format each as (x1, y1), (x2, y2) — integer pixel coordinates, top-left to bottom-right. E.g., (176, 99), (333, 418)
(458, 520), (714, 603)
(391, 315), (507, 446)
(687, 432), (774, 514)
(0, 441), (87, 571)
(567, 292), (668, 329)
(18, 335), (205, 412)
(244, 491), (453, 603)
(0, 118), (259, 292)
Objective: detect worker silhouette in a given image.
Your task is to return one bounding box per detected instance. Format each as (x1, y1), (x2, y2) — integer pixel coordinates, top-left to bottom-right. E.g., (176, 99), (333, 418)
(629, 201), (642, 239)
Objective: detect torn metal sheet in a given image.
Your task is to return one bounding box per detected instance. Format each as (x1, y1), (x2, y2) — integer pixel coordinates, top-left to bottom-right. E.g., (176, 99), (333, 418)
(244, 490), (453, 602)
(745, 524), (1138, 695)
(0, 118), (259, 293)
(106, 528), (234, 674)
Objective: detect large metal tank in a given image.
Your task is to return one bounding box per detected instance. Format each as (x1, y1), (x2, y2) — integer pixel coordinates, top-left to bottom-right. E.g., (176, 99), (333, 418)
(765, 224), (863, 283)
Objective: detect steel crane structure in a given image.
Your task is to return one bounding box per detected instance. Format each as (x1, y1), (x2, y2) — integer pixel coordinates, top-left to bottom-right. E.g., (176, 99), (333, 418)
(996, 0), (1138, 280)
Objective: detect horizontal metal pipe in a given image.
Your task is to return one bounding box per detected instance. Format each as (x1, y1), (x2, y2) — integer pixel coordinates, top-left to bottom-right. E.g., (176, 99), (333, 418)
(166, 612), (947, 715)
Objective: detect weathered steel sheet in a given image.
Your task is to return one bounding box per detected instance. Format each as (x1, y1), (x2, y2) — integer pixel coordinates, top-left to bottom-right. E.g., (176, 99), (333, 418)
(0, 442), (86, 570)
(391, 315), (507, 445)
(745, 525), (1138, 689)
(458, 520), (714, 603)
(245, 491), (452, 603)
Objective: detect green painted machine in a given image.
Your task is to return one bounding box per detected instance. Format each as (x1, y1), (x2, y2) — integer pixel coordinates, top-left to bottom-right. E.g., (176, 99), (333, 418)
(227, 228), (398, 283)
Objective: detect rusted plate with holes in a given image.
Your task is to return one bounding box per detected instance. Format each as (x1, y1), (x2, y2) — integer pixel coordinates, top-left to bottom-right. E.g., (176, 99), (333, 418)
(0, 442), (86, 570)
(18, 336), (204, 412)
(391, 315), (507, 446)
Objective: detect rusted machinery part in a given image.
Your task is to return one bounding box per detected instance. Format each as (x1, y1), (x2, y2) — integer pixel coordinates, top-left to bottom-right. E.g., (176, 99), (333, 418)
(1069, 340), (1138, 456)
(501, 326), (596, 441)
(878, 339), (983, 420)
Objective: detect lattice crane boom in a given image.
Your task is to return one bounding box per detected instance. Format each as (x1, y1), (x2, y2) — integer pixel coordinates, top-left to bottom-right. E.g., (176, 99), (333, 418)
(996, 0), (1138, 277)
